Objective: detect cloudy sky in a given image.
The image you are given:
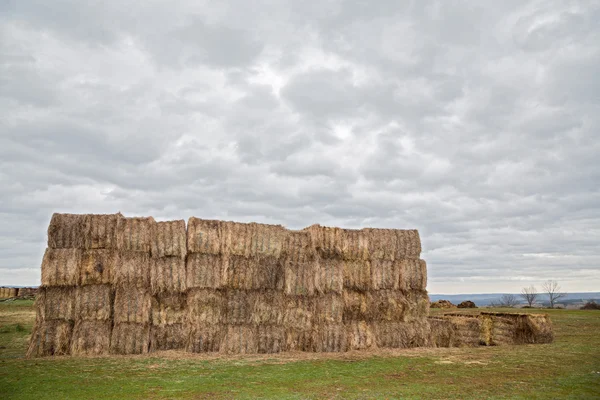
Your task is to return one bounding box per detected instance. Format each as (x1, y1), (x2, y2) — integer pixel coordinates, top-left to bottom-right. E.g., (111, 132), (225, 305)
(1, 1), (599, 293)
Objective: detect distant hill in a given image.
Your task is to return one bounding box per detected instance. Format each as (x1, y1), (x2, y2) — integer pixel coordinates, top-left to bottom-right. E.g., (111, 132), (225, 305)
(428, 292), (600, 306)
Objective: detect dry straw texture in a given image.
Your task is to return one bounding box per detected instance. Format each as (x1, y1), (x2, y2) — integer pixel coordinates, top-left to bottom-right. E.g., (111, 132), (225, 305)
(222, 221), (286, 258)
(398, 259), (427, 291)
(305, 225), (343, 258)
(79, 249), (116, 285)
(257, 325), (285, 353)
(187, 218), (221, 254)
(113, 286), (151, 324)
(284, 260), (317, 295)
(315, 258), (343, 294)
(283, 296), (314, 330)
(110, 323), (149, 354)
(343, 260), (371, 291)
(186, 289), (224, 325)
(341, 229), (369, 260)
(186, 253), (224, 289)
(314, 324), (346, 352)
(370, 259), (400, 290)
(284, 328), (314, 352)
(117, 217), (155, 252)
(71, 320), (112, 355)
(220, 325), (258, 354)
(47, 213), (86, 249)
(226, 255), (284, 290)
(224, 290), (253, 325)
(41, 248), (81, 286)
(150, 257), (186, 293)
(250, 290), (285, 325)
(84, 213), (121, 249)
(27, 320), (73, 357)
(315, 293), (343, 324)
(74, 284), (112, 320)
(345, 321), (376, 350)
(151, 293), (186, 325)
(150, 324), (186, 351)
(284, 231), (316, 263)
(115, 251), (150, 288)
(151, 220), (187, 259)
(186, 324), (223, 353)
(373, 321), (430, 348)
(38, 287), (75, 320)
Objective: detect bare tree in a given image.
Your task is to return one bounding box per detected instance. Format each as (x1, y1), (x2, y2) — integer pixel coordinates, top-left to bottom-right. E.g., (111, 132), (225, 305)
(520, 285), (538, 307)
(542, 280), (566, 308)
(492, 294), (519, 308)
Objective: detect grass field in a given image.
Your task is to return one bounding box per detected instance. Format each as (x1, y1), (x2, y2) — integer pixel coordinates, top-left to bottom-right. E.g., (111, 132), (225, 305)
(0, 301), (598, 399)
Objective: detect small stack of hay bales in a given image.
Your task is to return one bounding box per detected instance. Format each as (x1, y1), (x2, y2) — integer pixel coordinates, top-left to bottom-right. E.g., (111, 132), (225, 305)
(0, 287), (18, 298)
(149, 220), (187, 351)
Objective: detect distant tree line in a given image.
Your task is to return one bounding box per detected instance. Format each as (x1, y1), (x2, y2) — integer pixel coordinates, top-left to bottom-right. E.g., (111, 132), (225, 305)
(491, 280), (566, 308)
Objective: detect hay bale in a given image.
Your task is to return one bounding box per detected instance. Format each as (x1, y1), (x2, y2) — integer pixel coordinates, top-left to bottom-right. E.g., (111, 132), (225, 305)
(284, 259), (317, 295)
(373, 321), (430, 348)
(220, 325), (258, 354)
(84, 213), (121, 249)
(480, 312), (553, 345)
(151, 220), (187, 259)
(365, 228), (398, 260)
(151, 292), (186, 325)
(39, 287), (75, 320)
(8, 288), (18, 297)
(257, 325), (284, 353)
(225, 255), (284, 290)
(116, 216), (155, 252)
(313, 324), (346, 352)
(315, 258), (343, 294)
(113, 286), (151, 324)
(340, 229), (370, 260)
(222, 221), (255, 258)
(47, 213), (86, 249)
(70, 320), (112, 355)
(186, 253), (224, 289)
(114, 251), (150, 288)
(342, 290), (369, 321)
(110, 323), (149, 354)
(428, 317), (456, 347)
(315, 293), (343, 324)
(224, 290), (253, 325)
(450, 316), (483, 347)
(343, 260), (372, 291)
(186, 288), (224, 324)
(41, 248), (81, 287)
(80, 249), (116, 285)
(150, 256), (186, 294)
(398, 259), (427, 291)
(27, 320), (73, 357)
(186, 324), (223, 353)
(457, 300), (477, 308)
(283, 296), (315, 330)
(284, 231), (316, 263)
(250, 290), (284, 325)
(518, 313), (553, 344)
(395, 230), (421, 259)
(74, 284), (112, 320)
(430, 299), (456, 309)
(345, 321), (375, 350)
(150, 324), (186, 351)
(404, 290), (430, 321)
(285, 328), (315, 352)
(369, 290), (410, 322)
(187, 218), (222, 255)
(371, 259), (399, 290)
(305, 225), (343, 258)
(251, 223), (287, 259)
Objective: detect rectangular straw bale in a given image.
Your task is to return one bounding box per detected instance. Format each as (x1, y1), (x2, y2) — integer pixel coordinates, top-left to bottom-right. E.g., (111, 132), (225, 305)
(113, 286), (151, 324)
(403, 290), (430, 321)
(518, 314), (553, 344)
(110, 323), (149, 355)
(283, 296), (315, 330)
(428, 317), (456, 348)
(186, 253), (224, 289)
(373, 321), (430, 348)
(251, 223), (286, 259)
(284, 259), (317, 295)
(40, 287), (75, 320)
(341, 229), (369, 260)
(186, 324), (223, 353)
(151, 220), (187, 259)
(80, 249), (116, 285)
(116, 216), (155, 252)
(305, 225), (343, 258)
(150, 324), (186, 351)
(220, 325), (258, 354)
(84, 213), (121, 249)
(284, 230), (316, 263)
(369, 290), (410, 322)
(489, 316), (516, 345)
(151, 293), (186, 325)
(27, 320), (73, 357)
(186, 288), (224, 324)
(222, 221), (254, 258)
(225, 255), (284, 290)
(70, 320), (112, 355)
(345, 321), (375, 350)
(285, 328), (315, 352)
(342, 289), (369, 321)
(150, 256), (186, 293)
(250, 290), (284, 325)
(398, 259), (427, 291)
(187, 217), (222, 254)
(47, 213), (86, 249)
(313, 324), (346, 352)
(114, 251), (150, 288)
(34, 289), (46, 321)
(371, 259), (400, 290)
(224, 290), (253, 325)
(314, 293), (343, 324)
(315, 258), (343, 294)
(395, 229), (421, 259)
(41, 248), (81, 287)
(257, 325), (285, 354)
(343, 260), (371, 291)
(74, 284), (112, 320)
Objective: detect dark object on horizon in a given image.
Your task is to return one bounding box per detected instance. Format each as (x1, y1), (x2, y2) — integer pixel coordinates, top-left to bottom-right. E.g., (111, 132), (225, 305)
(457, 300), (477, 308)
(580, 301), (600, 310)
(430, 300), (456, 309)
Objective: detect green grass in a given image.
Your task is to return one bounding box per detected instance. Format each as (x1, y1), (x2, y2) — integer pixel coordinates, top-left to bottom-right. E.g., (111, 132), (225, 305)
(1, 301), (599, 399)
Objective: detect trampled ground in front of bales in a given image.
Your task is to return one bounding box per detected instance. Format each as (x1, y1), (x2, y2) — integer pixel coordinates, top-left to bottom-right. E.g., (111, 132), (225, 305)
(0, 301), (598, 400)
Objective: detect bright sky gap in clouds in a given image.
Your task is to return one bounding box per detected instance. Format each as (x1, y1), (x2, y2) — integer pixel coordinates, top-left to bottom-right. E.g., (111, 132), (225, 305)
(1, 1), (599, 293)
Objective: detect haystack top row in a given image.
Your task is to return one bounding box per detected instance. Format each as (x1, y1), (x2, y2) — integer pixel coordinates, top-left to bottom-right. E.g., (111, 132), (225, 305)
(48, 213), (421, 260)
